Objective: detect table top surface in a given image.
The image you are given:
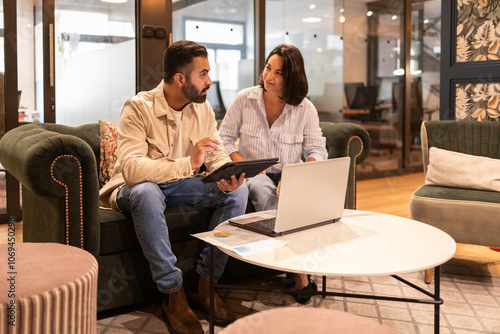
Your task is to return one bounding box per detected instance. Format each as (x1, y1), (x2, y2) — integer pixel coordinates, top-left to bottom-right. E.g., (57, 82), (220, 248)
(203, 210), (456, 277)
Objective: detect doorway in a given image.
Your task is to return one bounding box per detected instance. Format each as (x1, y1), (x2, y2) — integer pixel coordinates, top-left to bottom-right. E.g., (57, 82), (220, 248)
(343, 0), (441, 179)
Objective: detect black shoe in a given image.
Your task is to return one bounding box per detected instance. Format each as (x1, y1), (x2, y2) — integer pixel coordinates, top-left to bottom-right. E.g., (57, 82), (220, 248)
(293, 276), (317, 304)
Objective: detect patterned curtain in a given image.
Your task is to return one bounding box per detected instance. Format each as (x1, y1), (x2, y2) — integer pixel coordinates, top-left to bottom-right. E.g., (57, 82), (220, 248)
(455, 0), (500, 121)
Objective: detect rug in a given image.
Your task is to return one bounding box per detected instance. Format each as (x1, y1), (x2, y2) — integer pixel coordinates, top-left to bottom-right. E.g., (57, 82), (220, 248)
(97, 258), (500, 333)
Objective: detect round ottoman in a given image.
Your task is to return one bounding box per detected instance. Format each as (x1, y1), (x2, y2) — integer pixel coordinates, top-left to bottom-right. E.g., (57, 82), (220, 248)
(220, 307), (397, 334)
(0, 242), (98, 334)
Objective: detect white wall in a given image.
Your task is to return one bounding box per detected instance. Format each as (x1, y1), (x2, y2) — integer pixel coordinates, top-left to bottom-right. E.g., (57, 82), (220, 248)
(55, 39), (135, 126)
(17, 0), (36, 112)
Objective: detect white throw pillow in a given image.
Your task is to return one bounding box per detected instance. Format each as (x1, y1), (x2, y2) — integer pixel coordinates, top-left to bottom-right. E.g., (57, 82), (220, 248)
(425, 147), (500, 192)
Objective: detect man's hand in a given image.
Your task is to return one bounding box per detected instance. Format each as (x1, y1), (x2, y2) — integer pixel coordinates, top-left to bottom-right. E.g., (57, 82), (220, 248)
(191, 138), (221, 169)
(217, 173), (245, 193)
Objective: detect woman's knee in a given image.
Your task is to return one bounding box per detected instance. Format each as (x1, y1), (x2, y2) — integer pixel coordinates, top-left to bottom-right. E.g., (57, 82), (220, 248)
(246, 175), (275, 197)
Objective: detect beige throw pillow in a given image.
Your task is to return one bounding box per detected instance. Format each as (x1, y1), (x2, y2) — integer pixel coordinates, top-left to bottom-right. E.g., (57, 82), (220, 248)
(425, 147), (500, 192)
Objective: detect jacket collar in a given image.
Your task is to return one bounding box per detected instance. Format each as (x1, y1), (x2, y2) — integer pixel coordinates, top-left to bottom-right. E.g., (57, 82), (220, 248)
(153, 80), (192, 121)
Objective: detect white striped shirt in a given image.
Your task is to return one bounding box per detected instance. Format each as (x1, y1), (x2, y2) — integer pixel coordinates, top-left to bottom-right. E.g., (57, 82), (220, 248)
(219, 86), (327, 173)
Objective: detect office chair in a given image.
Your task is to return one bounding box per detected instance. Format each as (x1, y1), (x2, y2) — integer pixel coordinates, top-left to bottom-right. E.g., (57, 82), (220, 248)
(207, 81), (226, 120)
(344, 82), (365, 110)
(344, 82), (378, 121)
(410, 77), (424, 144)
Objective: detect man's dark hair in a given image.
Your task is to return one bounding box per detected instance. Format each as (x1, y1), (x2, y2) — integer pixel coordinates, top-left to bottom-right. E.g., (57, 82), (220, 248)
(163, 40), (208, 83)
(258, 44), (308, 106)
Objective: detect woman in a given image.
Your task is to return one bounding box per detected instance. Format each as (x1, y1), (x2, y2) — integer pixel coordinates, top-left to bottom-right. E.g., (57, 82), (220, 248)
(219, 44), (327, 303)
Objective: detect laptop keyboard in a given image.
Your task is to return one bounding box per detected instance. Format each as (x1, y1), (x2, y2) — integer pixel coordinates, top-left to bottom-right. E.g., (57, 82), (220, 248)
(245, 217), (276, 231)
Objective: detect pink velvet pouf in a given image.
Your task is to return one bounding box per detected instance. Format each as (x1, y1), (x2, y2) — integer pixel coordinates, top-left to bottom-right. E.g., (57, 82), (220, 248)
(0, 242), (98, 333)
(220, 307), (397, 334)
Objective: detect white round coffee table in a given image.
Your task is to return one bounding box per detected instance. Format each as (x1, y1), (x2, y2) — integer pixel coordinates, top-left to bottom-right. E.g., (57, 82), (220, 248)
(216, 209), (456, 276)
(198, 210), (456, 334)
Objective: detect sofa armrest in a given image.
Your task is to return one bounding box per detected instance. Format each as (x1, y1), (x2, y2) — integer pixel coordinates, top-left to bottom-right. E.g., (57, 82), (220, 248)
(0, 124), (100, 255)
(320, 122), (371, 209)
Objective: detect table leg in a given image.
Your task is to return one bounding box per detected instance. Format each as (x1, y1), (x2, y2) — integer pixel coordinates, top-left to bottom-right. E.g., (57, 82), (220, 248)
(210, 245), (215, 334)
(434, 266), (440, 334)
(322, 276), (326, 297)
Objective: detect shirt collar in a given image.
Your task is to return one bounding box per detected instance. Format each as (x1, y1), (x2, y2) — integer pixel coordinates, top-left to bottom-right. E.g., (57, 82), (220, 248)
(248, 86), (263, 101)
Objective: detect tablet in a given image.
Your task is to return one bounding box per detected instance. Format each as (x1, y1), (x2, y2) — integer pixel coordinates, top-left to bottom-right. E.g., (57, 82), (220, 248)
(202, 158), (279, 183)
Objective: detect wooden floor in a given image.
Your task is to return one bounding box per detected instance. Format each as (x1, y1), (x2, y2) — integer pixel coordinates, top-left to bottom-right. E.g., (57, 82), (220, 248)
(1, 172), (499, 275)
(356, 171), (425, 218)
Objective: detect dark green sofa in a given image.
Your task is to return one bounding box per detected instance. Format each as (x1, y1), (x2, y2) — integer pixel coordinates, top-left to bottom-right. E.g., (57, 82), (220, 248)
(0, 121), (370, 312)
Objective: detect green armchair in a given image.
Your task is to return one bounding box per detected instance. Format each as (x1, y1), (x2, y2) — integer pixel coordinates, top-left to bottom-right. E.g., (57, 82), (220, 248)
(410, 120), (500, 282)
(0, 121), (370, 312)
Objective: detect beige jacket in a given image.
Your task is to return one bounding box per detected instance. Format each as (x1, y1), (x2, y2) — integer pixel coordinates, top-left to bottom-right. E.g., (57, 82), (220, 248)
(99, 81), (231, 210)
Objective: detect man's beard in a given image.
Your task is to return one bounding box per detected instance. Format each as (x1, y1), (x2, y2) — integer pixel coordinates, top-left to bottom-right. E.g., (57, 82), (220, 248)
(182, 80), (210, 104)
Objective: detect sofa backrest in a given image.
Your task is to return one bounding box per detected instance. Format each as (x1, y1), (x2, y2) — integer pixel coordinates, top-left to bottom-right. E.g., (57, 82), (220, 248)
(421, 120), (500, 174)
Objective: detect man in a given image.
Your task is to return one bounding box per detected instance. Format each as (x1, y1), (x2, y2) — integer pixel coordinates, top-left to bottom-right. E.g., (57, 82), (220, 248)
(99, 40), (248, 334)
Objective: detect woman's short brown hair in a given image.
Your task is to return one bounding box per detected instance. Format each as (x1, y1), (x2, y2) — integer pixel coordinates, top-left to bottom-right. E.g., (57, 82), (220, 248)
(258, 44), (308, 106)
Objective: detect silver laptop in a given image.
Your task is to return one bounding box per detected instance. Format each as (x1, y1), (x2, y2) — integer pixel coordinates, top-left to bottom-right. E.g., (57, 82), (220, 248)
(229, 157), (351, 237)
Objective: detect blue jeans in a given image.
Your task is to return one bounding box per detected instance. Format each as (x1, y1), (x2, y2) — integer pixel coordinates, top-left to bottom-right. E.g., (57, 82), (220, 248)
(246, 173), (281, 211)
(116, 176), (248, 294)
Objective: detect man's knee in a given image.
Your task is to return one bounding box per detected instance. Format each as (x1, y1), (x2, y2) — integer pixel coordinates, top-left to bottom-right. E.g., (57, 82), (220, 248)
(229, 184), (249, 204)
(128, 182), (164, 205)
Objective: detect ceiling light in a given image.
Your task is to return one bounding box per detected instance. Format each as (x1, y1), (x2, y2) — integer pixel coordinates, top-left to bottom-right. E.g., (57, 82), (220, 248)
(214, 8), (237, 14)
(309, 4), (316, 10)
(367, 11), (373, 17)
(424, 19), (429, 24)
(392, 15), (398, 20)
(339, 15), (345, 23)
(393, 68), (405, 76)
(101, 0), (127, 3)
(302, 17), (322, 23)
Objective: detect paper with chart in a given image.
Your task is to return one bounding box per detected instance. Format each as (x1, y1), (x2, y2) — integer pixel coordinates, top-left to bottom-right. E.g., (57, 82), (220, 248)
(192, 224), (288, 257)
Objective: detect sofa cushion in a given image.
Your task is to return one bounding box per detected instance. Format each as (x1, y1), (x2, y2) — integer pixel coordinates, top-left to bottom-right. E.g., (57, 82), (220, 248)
(413, 184), (500, 204)
(99, 206), (214, 256)
(98, 120), (118, 188)
(410, 185), (500, 246)
(425, 147), (500, 192)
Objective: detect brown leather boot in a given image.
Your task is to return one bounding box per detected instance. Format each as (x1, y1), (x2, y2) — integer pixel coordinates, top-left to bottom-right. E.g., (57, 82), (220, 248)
(186, 270), (235, 326)
(161, 287), (203, 334)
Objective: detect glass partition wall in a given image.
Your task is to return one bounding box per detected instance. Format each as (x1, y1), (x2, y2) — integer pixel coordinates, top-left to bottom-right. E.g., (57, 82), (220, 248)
(353, 1), (406, 177)
(54, 0), (136, 125)
(343, 0), (441, 178)
(172, 0), (255, 114)
(266, 0), (344, 123)
(171, 0), (441, 178)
